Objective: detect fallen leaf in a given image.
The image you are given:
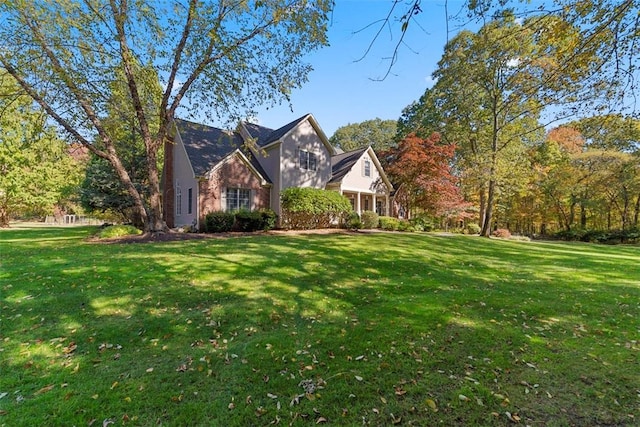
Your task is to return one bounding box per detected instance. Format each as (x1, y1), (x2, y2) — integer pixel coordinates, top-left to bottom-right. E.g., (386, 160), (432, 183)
(458, 394), (469, 402)
(505, 411), (521, 423)
(316, 417), (327, 423)
(354, 375), (363, 381)
(425, 398), (437, 412)
(394, 387), (407, 396)
(34, 384), (55, 395)
(267, 393), (278, 399)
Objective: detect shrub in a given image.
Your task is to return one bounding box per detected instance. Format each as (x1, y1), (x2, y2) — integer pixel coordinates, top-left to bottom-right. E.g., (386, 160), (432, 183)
(234, 210), (262, 232)
(379, 216), (399, 231)
(397, 220), (415, 232)
(234, 209), (278, 232)
(360, 211), (379, 229)
(280, 187), (351, 230)
(203, 211), (235, 233)
(409, 216), (433, 232)
(492, 228), (512, 239)
(98, 224), (142, 239)
(258, 209), (278, 231)
(344, 211), (363, 230)
(466, 222), (481, 235)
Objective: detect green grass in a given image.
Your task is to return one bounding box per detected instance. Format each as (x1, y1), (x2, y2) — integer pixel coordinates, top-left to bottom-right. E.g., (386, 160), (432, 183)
(1, 227), (639, 426)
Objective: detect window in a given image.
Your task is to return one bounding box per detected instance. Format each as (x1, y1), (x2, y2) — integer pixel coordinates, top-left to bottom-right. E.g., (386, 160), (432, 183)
(364, 198), (370, 211)
(176, 185), (182, 216)
(187, 188), (193, 215)
(363, 159), (371, 177)
(299, 150), (317, 171)
(226, 188), (251, 212)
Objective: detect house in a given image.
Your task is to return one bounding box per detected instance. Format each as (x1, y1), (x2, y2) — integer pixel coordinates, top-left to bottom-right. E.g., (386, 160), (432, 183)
(162, 114), (393, 229)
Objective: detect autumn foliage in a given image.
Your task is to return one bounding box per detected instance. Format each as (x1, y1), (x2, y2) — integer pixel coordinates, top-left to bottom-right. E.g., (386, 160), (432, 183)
(386, 133), (463, 218)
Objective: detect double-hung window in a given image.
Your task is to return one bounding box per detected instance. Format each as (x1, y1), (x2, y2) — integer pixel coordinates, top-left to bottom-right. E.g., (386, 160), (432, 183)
(226, 188), (251, 212)
(299, 150), (317, 171)
(363, 159), (371, 177)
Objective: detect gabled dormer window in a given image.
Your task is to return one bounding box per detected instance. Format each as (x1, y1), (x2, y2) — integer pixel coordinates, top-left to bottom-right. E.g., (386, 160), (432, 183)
(299, 150), (317, 171)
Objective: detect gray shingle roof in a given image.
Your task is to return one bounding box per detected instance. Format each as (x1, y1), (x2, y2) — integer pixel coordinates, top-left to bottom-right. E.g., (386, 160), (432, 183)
(174, 118), (271, 183)
(242, 114), (311, 147)
(329, 147), (368, 183)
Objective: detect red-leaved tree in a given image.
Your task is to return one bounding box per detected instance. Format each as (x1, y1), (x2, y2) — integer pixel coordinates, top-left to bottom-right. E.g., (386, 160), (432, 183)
(386, 133), (465, 219)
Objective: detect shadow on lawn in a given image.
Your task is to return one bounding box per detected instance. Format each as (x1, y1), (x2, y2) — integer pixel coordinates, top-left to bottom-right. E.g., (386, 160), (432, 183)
(1, 228), (639, 425)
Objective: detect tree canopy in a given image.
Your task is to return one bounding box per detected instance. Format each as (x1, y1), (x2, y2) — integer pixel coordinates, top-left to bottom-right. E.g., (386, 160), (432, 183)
(0, 72), (83, 226)
(329, 118), (397, 152)
(0, 0), (332, 232)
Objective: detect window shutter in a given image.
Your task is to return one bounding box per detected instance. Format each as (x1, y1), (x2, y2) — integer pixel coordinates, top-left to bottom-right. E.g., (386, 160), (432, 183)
(220, 187), (227, 211)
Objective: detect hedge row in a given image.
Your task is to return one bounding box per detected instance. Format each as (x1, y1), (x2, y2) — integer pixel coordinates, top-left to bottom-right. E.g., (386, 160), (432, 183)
(280, 187), (352, 230)
(552, 228), (640, 244)
(202, 209), (277, 233)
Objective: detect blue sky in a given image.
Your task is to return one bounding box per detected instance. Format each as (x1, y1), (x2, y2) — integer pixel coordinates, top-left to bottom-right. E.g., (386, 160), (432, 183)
(248, 0), (462, 137)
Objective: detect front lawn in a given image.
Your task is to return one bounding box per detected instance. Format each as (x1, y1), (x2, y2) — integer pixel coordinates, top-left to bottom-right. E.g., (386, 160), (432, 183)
(1, 227), (639, 426)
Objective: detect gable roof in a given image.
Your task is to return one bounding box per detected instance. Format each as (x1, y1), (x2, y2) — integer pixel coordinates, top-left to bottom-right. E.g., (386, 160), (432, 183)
(329, 147), (368, 183)
(241, 114), (335, 155)
(241, 122), (276, 147)
(329, 146), (394, 191)
(174, 118), (271, 182)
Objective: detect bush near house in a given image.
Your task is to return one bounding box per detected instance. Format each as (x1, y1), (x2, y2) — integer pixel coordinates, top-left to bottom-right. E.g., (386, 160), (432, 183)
(98, 224), (142, 239)
(203, 211), (235, 233)
(360, 210), (379, 229)
(379, 216), (400, 231)
(235, 209), (277, 232)
(280, 187), (351, 230)
(203, 209), (277, 233)
(344, 211), (363, 230)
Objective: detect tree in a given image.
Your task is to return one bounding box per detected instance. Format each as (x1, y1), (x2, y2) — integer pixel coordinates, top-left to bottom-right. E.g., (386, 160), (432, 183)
(80, 63), (162, 226)
(0, 0), (332, 232)
(372, 1), (638, 114)
(329, 118), (397, 152)
(575, 115), (640, 153)
(385, 132), (462, 220)
(0, 73), (82, 227)
(400, 13), (595, 236)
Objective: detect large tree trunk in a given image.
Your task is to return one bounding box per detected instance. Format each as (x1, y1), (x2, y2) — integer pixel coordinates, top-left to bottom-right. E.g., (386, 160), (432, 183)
(478, 184), (486, 230)
(144, 145), (167, 233)
(481, 179), (496, 237)
(633, 192), (640, 227)
(0, 201), (9, 228)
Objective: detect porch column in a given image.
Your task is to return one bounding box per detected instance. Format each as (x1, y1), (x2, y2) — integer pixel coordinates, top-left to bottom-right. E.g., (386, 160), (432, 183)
(356, 191), (361, 214)
(372, 194), (377, 214)
(386, 194), (390, 217)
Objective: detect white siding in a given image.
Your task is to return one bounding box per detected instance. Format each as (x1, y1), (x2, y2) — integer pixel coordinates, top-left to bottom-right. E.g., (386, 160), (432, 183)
(340, 151), (384, 194)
